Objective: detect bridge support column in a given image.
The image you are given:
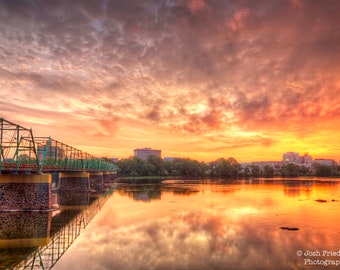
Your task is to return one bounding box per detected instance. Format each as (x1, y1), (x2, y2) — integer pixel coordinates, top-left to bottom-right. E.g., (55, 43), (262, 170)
(0, 174), (52, 211)
(58, 172), (90, 192)
(58, 172), (90, 206)
(90, 172), (104, 193)
(0, 212), (51, 248)
(58, 192), (90, 207)
(103, 172), (116, 183)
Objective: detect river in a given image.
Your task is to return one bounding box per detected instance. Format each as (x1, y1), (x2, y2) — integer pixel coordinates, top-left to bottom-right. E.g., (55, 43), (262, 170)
(50, 178), (340, 270)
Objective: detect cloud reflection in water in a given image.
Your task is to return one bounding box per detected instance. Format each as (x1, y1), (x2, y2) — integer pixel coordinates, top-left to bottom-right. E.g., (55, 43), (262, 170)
(54, 181), (340, 270)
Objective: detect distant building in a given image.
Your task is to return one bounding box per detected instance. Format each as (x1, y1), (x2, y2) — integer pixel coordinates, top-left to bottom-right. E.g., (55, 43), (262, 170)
(37, 140), (65, 161)
(134, 147), (161, 160)
(299, 153), (313, 166)
(314, 159), (337, 167)
(313, 159), (338, 174)
(282, 152), (313, 166)
(282, 152), (300, 164)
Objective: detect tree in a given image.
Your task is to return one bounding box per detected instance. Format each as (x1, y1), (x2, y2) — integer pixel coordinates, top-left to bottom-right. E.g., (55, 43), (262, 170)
(147, 155), (164, 175)
(242, 166), (251, 178)
(263, 165), (274, 178)
(209, 158), (240, 178)
(313, 163), (333, 177)
(280, 163), (300, 177)
(117, 157), (207, 178)
(249, 165), (261, 177)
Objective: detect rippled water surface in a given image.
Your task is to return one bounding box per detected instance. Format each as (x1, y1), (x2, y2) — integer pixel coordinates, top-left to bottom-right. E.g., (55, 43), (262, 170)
(53, 179), (340, 270)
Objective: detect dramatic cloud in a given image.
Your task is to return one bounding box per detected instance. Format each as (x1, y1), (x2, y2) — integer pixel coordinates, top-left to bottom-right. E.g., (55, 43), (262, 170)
(0, 0), (339, 161)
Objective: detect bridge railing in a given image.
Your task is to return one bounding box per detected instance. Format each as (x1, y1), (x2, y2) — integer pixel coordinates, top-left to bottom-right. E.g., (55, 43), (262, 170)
(0, 118), (117, 173)
(35, 137), (116, 172)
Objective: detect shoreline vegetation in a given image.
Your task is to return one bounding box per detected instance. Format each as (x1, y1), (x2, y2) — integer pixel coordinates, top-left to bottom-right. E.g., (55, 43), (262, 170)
(116, 176), (178, 183)
(116, 156), (340, 181)
(116, 175), (340, 184)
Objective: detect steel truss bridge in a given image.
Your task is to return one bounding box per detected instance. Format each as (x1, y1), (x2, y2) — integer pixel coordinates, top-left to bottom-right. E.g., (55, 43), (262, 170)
(0, 118), (116, 173)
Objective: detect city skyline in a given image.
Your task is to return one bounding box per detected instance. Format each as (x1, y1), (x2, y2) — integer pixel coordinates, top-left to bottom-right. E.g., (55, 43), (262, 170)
(1, 1), (340, 162)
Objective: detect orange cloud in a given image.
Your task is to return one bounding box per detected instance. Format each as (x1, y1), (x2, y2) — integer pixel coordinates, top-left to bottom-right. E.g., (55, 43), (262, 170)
(1, 0), (340, 162)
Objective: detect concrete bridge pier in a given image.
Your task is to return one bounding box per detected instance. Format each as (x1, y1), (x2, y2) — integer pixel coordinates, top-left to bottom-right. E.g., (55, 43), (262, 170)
(58, 172), (90, 192)
(58, 172), (90, 206)
(0, 212), (51, 248)
(90, 172), (104, 193)
(58, 192), (90, 207)
(0, 174), (52, 211)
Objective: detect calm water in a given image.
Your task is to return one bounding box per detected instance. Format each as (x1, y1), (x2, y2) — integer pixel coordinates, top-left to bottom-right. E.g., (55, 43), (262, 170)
(49, 178), (340, 270)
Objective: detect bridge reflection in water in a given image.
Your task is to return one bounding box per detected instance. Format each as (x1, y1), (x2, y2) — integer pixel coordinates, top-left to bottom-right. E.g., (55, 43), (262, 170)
(0, 185), (116, 270)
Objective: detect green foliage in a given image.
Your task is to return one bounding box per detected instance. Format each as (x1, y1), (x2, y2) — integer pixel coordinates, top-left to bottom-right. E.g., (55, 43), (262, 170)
(249, 165), (261, 177)
(208, 158), (241, 178)
(117, 157), (338, 179)
(299, 165), (311, 176)
(313, 163), (333, 177)
(263, 165), (274, 178)
(242, 166), (251, 177)
(280, 163), (301, 177)
(118, 156), (207, 178)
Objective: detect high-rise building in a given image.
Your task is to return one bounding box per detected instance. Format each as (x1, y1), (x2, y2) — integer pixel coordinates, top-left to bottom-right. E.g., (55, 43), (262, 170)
(134, 147), (161, 160)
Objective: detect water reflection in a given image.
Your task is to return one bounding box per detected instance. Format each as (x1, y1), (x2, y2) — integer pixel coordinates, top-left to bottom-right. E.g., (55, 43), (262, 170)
(0, 185), (116, 270)
(53, 179), (340, 270)
(0, 212), (51, 269)
(118, 184), (162, 201)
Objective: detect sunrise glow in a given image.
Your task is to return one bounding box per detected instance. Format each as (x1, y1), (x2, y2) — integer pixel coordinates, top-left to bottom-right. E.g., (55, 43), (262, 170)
(0, 0), (339, 162)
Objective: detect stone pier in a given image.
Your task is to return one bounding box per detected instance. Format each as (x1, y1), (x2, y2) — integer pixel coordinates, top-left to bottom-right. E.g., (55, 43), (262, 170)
(0, 212), (51, 248)
(0, 174), (52, 211)
(58, 191), (90, 207)
(58, 172), (90, 207)
(58, 172), (90, 192)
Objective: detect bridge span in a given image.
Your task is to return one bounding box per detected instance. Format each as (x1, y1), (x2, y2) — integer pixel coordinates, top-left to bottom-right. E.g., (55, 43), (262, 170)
(0, 117), (116, 174)
(0, 117), (117, 211)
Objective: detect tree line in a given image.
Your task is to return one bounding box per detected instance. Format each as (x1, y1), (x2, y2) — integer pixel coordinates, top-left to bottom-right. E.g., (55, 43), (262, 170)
(117, 156), (339, 178)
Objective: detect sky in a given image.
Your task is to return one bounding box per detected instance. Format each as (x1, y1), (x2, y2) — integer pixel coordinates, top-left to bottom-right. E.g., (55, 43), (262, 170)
(1, 0), (340, 162)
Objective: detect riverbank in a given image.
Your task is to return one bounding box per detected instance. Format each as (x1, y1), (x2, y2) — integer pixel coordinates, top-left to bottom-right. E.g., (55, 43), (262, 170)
(116, 175), (340, 184)
(116, 176), (181, 183)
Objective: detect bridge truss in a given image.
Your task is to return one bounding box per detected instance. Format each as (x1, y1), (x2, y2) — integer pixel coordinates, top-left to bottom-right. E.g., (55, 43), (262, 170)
(0, 118), (39, 172)
(0, 118), (116, 173)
